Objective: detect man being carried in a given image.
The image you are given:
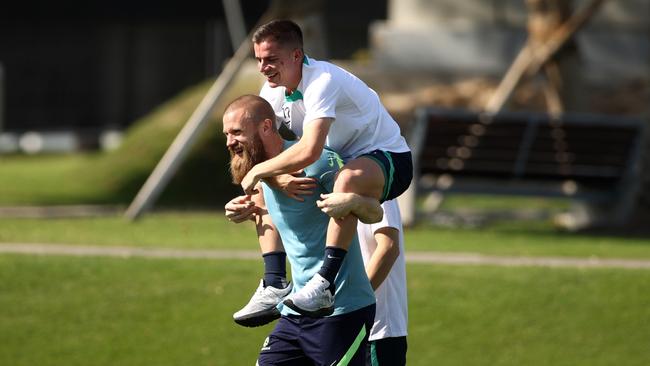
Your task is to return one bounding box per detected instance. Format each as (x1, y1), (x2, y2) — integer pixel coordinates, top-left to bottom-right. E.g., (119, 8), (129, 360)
(233, 19), (412, 317)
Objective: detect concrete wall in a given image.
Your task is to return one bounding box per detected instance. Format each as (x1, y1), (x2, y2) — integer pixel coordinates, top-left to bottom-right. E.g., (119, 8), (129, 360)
(372, 0), (649, 82)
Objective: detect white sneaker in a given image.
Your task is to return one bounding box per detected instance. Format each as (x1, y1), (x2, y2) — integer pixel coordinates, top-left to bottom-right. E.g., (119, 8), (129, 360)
(282, 273), (334, 317)
(233, 279), (292, 327)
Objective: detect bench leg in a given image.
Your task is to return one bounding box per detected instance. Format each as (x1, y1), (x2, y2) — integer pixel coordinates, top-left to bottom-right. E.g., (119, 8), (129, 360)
(554, 200), (635, 231)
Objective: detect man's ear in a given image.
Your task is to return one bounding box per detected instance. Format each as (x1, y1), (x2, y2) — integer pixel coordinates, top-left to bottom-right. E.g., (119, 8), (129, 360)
(292, 48), (303, 62)
(262, 118), (275, 134)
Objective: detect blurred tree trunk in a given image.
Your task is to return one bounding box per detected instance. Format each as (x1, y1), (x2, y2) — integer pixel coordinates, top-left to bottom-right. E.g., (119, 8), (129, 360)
(526, 0), (585, 113)
(526, 1), (650, 231)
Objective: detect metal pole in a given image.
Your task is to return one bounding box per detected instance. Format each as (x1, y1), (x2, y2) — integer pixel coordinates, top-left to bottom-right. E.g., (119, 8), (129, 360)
(0, 63), (4, 133)
(222, 0), (247, 49)
(124, 4), (282, 220)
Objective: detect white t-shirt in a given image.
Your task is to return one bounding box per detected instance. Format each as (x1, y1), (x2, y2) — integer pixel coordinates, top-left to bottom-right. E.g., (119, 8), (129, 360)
(259, 56), (410, 161)
(357, 199), (408, 341)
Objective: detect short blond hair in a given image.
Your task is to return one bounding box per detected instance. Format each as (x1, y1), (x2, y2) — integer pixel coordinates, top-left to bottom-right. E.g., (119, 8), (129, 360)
(224, 94), (277, 131)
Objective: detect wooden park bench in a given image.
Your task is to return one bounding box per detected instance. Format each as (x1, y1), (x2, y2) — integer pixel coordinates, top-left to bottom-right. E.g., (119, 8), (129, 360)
(398, 108), (647, 228)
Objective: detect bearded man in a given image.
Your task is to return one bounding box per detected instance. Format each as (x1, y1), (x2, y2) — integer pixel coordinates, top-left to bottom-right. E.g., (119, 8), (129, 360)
(223, 94), (376, 366)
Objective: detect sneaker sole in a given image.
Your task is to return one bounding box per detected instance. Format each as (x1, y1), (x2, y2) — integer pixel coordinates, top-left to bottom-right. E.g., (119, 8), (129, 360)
(282, 299), (334, 318)
(233, 308), (281, 327)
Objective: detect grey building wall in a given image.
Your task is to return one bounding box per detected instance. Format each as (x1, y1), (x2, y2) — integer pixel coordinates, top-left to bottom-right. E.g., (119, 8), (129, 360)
(372, 0), (649, 83)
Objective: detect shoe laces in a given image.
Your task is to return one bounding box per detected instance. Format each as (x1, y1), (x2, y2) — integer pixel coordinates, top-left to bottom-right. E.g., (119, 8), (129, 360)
(300, 275), (331, 299)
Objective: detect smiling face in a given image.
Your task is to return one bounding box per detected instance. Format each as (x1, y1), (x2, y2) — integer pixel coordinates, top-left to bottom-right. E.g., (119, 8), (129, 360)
(254, 38), (303, 91)
(223, 107), (266, 184)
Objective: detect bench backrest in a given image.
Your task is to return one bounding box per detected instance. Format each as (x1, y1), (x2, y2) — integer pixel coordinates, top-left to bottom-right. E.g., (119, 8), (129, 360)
(410, 108), (646, 199)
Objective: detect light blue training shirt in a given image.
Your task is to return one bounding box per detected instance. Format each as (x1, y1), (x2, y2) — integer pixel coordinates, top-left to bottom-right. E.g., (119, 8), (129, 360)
(262, 141), (376, 316)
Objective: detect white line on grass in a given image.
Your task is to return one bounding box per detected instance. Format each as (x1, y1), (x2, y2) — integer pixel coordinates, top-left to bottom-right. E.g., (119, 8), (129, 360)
(1, 243), (650, 269)
(0, 243), (260, 260)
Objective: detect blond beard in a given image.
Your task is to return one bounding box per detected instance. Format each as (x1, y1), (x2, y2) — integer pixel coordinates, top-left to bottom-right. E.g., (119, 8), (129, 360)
(228, 134), (266, 185)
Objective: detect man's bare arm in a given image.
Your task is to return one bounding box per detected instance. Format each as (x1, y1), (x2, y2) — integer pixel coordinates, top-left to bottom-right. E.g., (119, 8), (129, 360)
(240, 117), (333, 194)
(365, 227), (400, 290)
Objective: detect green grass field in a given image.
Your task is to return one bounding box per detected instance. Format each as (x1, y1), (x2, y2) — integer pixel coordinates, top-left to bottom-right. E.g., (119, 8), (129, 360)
(1, 254), (648, 366)
(1, 212), (649, 259)
(1, 212), (649, 365)
(0, 154), (104, 205)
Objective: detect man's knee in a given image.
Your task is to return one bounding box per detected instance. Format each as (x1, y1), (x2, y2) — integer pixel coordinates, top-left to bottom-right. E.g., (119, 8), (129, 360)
(334, 168), (365, 192)
(334, 164), (384, 199)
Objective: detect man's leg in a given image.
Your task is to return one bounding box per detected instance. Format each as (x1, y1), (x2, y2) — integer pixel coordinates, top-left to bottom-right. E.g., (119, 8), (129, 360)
(323, 155), (386, 251)
(285, 157), (384, 316)
(299, 304), (376, 366)
(366, 337), (408, 366)
(233, 189), (291, 327)
(318, 157), (386, 223)
(320, 151), (413, 224)
(316, 158), (383, 294)
(286, 151), (412, 317)
(257, 316), (313, 366)
(233, 249), (291, 327)
(254, 188), (290, 289)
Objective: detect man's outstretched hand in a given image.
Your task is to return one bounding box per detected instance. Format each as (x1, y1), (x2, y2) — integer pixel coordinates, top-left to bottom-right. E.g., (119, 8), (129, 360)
(225, 195), (258, 223)
(240, 168), (261, 196)
(317, 193), (384, 224)
(270, 171), (317, 201)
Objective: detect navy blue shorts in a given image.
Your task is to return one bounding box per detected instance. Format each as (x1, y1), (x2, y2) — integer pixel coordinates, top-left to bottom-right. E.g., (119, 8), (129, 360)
(359, 150), (413, 203)
(366, 336), (407, 366)
(257, 304), (376, 366)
